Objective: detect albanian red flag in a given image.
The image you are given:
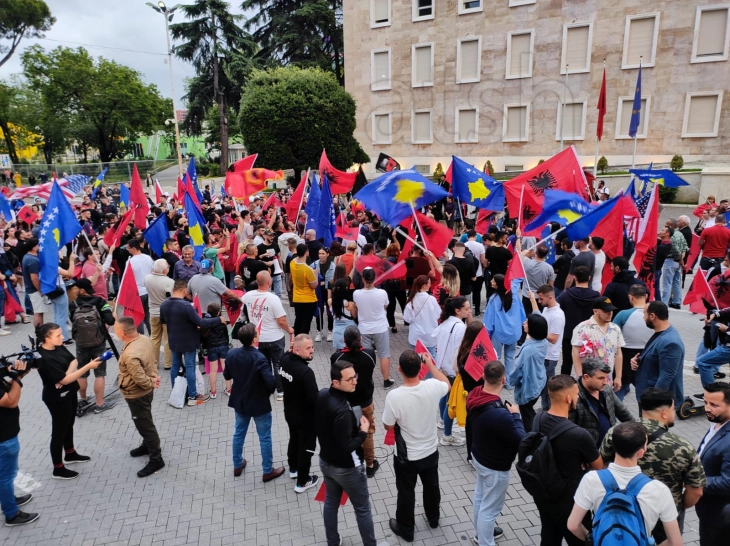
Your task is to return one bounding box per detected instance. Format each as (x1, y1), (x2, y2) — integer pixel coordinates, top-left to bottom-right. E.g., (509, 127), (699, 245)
(592, 191), (635, 292)
(416, 211), (453, 259)
(398, 218), (417, 262)
(229, 153), (258, 173)
(354, 255), (392, 279)
(463, 326), (499, 381)
(685, 234), (701, 273)
(155, 179), (163, 204)
(476, 209), (493, 234)
(225, 169), (284, 199)
(262, 192), (284, 211)
(223, 290), (245, 324)
(285, 170), (308, 221)
(504, 249), (525, 292)
(177, 177), (186, 201)
(17, 206), (38, 225)
(632, 186), (659, 298)
(130, 165), (150, 228)
(320, 149), (357, 195)
(684, 269), (712, 309)
(103, 209), (134, 248)
(374, 260), (406, 286)
(118, 266), (145, 327)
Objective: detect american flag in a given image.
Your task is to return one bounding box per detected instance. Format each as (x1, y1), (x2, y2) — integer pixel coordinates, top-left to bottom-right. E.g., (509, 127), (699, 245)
(8, 177), (87, 202)
(634, 193), (650, 218)
(62, 174), (91, 195)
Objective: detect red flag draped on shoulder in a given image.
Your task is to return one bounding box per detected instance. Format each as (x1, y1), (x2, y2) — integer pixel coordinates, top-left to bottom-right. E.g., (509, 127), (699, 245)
(130, 165), (150, 228)
(632, 185), (660, 297)
(285, 169), (309, 221)
(117, 266), (145, 327)
(504, 249), (525, 292)
(229, 153), (258, 173)
(503, 147), (589, 236)
(415, 211), (453, 258)
(463, 326), (499, 381)
(320, 149), (357, 195)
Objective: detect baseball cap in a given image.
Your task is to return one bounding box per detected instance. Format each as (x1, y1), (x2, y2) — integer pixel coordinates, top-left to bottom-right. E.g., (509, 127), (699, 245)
(200, 259), (212, 272)
(592, 296), (617, 312)
(72, 278), (95, 294)
(264, 228), (274, 236)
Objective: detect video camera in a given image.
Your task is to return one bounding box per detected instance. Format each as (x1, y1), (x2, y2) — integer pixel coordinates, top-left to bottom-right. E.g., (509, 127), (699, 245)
(0, 336), (42, 379)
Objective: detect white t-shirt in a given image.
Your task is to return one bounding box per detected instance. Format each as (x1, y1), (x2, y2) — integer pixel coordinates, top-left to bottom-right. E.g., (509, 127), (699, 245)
(352, 287), (388, 334)
(382, 379), (450, 461)
(465, 240), (486, 277)
(591, 250), (606, 292)
(242, 290), (286, 342)
(403, 291), (441, 347)
(574, 464), (678, 536)
(431, 316), (466, 374)
(541, 304), (565, 361)
(129, 254), (154, 296)
(278, 232), (299, 261)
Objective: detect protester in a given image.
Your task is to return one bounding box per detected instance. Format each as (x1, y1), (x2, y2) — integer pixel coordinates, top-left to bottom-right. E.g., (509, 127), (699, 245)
(589, 236), (606, 293)
(484, 275), (525, 387)
(448, 242), (476, 304)
(552, 238), (575, 298)
(571, 296), (625, 378)
(465, 230), (487, 315)
(661, 218), (689, 309)
(556, 265), (599, 374)
(22, 238), (54, 328)
(289, 243), (318, 335)
(508, 312), (548, 431)
(602, 256), (646, 312)
(612, 284), (653, 401)
(144, 259), (174, 370)
(172, 245), (201, 282)
(188, 258), (242, 313)
(699, 213), (730, 271)
(517, 238), (555, 317)
(564, 237), (595, 289)
(200, 303), (231, 398)
(313, 247), (335, 342)
(403, 275), (440, 353)
(127, 239), (153, 334)
(530, 285), (565, 410)
(329, 277), (357, 350)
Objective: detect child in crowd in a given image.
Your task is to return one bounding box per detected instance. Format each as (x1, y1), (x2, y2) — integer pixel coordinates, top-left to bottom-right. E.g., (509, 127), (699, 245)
(202, 302), (232, 398)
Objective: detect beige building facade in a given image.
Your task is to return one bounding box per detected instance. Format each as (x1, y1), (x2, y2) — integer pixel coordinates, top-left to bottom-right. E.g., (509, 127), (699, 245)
(343, 0), (730, 174)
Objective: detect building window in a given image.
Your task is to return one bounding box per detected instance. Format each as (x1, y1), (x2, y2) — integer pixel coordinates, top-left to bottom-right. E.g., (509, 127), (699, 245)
(506, 30), (534, 79)
(691, 5), (730, 63)
(180, 142), (188, 152)
(556, 101), (587, 141)
(371, 49), (391, 91)
(682, 92), (724, 137)
(413, 0), (434, 21)
(370, 0), (390, 28)
(455, 108), (478, 143)
(509, 0), (536, 6)
(412, 110), (433, 144)
(457, 37), (482, 83)
(561, 23), (592, 74)
(503, 104), (530, 142)
(622, 13), (660, 68)
(459, 0), (482, 15)
(615, 96), (651, 139)
(372, 113), (392, 144)
(412, 43), (434, 87)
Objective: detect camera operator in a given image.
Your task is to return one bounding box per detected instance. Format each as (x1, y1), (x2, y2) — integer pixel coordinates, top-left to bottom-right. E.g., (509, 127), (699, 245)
(1, 359), (39, 526)
(36, 322), (100, 480)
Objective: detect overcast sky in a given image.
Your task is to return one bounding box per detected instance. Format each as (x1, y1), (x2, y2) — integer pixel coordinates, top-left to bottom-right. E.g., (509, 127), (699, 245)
(0, 0), (249, 109)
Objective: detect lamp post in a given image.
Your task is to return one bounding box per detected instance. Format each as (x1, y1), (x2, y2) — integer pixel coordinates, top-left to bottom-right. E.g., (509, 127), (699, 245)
(146, 1), (184, 179)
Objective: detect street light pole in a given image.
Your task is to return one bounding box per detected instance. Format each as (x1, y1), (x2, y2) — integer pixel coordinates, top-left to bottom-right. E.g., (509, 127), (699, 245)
(147, 2), (184, 179)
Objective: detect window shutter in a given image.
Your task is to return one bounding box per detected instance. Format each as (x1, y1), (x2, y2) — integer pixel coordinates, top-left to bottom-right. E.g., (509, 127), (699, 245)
(458, 110), (477, 141)
(687, 95), (719, 134)
(506, 106), (527, 140)
(373, 52), (389, 87)
(562, 103), (584, 139)
(414, 112), (431, 142)
(459, 40), (480, 81)
(415, 46), (433, 84)
(565, 26), (590, 71)
(697, 9), (729, 57)
(510, 33), (532, 77)
(373, 0), (389, 23)
(627, 17), (655, 65)
(373, 114), (390, 143)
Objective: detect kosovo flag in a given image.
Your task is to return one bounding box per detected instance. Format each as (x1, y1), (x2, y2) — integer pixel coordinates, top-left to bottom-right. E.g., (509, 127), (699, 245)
(316, 175), (337, 247)
(119, 184), (130, 208)
(524, 190), (595, 233)
(39, 182), (82, 295)
(184, 192), (206, 260)
(305, 173), (321, 232)
(90, 167), (108, 200)
(542, 225), (557, 265)
(143, 213), (169, 257)
(629, 168), (689, 188)
(188, 157), (204, 204)
(564, 191), (623, 242)
(353, 170), (448, 227)
(450, 156), (505, 210)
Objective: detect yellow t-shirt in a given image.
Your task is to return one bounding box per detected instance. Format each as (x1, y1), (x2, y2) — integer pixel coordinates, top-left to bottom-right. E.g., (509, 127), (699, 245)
(290, 260), (317, 303)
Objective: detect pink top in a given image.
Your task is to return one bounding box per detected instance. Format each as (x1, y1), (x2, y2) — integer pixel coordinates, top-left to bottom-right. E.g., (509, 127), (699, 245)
(82, 260), (108, 300)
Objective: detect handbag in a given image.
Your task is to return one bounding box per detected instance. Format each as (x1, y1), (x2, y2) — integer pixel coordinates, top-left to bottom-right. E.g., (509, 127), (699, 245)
(168, 375), (187, 408)
(44, 277), (65, 300)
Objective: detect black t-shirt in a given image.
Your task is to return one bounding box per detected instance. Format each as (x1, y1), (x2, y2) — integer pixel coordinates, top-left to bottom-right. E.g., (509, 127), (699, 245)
(485, 246), (513, 276)
(257, 242), (280, 274)
(448, 256), (476, 295)
(655, 241), (673, 270)
(0, 397), (20, 442)
(239, 257), (269, 284)
(536, 413), (599, 501)
(553, 250), (575, 290)
(569, 250), (596, 281)
(37, 345), (79, 403)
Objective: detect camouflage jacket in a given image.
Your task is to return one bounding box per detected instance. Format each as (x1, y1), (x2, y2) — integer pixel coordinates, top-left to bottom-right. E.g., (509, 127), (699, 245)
(600, 417), (707, 509)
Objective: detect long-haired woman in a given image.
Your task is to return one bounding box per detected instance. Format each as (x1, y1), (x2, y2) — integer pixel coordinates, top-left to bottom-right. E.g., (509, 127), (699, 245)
(403, 275), (441, 353)
(432, 263), (460, 307)
(483, 274), (525, 388)
(329, 277), (358, 350)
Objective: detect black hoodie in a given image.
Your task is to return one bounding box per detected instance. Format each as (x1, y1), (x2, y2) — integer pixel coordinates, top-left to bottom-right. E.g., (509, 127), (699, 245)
(280, 352), (319, 424)
(603, 270), (646, 312)
(557, 286), (600, 345)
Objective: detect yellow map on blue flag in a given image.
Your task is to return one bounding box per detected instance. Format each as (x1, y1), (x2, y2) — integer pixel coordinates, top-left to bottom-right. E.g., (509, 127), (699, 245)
(451, 156), (505, 210)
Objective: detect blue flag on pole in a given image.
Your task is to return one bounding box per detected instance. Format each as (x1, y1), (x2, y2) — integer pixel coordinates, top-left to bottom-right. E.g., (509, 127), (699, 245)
(317, 175), (337, 247)
(305, 173), (321, 232)
(188, 158), (204, 204)
(629, 168), (689, 188)
(450, 156), (505, 210)
(120, 184), (130, 208)
(628, 64), (642, 138)
(524, 190), (595, 232)
(143, 213), (169, 257)
(90, 168), (109, 200)
(0, 192), (13, 221)
(184, 192), (207, 260)
(564, 192), (622, 241)
(39, 182), (82, 295)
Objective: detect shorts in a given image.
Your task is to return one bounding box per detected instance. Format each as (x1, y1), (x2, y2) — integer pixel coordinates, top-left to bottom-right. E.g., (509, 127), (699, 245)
(29, 291), (54, 316)
(362, 331), (390, 359)
(77, 343), (108, 378)
(207, 345), (229, 362)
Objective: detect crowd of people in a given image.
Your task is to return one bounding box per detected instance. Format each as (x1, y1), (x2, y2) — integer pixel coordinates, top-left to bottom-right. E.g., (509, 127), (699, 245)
(0, 174), (728, 546)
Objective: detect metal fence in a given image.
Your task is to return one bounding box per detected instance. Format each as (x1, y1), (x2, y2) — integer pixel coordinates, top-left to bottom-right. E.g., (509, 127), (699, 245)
(9, 160), (177, 183)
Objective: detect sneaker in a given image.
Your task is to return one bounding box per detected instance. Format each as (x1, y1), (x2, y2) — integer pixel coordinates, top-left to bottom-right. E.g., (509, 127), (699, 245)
(64, 451), (91, 464)
(0, 329), (11, 336)
(294, 475), (319, 493)
(693, 366), (700, 374)
(326, 332), (333, 342)
(494, 526), (504, 539)
(715, 372), (727, 379)
(437, 418), (444, 429)
(289, 470), (298, 479)
(366, 460), (380, 478)
(52, 466), (79, 480)
(187, 394), (210, 406)
(5, 511), (39, 527)
(15, 494), (32, 507)
(276, 392), (284, 401)
(384, 379), (395, 390)
(130, 444), (149, 458)
(93, 402), (116, 414)
(669, 303), (681, 310)
(440, 435), (466, 447)
(210, 391), (217, 399)
(224, 389), (231, 396)
(137, 459), (165, 478)
(315, 332), (322, 342)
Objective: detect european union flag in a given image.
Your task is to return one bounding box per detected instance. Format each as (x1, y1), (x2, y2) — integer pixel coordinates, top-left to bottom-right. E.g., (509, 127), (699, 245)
(564, 192), (622, 241)
(628, 64), (642, 138)
(305, 173), (321, 232)
(542, 226), (557, 265)
(39, 182), (81, 295)
(353, 170), (448, 227)
(450, 156), (505, 210)
(184, 192), (207, 260)
(316, 174), (337, 247)
(90, 168), (108, 200)
(188, 158), (204, 204)
(120, 184), (130, 208)
(143, 212), (169, 257)
(525, 190), (595, 232)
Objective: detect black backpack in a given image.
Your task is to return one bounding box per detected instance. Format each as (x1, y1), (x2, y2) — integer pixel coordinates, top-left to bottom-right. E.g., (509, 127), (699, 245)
(516, 413), (576, 503)
(72, 302), (106, 349)
(463, 248), (480, 272)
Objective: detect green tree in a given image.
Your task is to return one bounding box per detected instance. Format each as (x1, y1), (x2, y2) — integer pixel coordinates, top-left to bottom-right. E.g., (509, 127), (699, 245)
(0, 0), (54, 68)
(205, 103), (241, 151)
(597, 156), (609, 174)
(433, 162), (444, 181)
(670, 154), (684, 172)
(241, 0), (344, 85)
(170, 0), (258, 171)
(239, 67), (367, 179)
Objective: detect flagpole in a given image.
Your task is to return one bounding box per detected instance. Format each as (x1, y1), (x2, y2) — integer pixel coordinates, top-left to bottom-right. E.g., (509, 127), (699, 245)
(560, 64), (568, 151)
(410, 202), (429, 252)
(702, 269), (721, 311)
(517, 185), (525, 228)
(523, 227), (566, 254)
(395, 227), (428, 254)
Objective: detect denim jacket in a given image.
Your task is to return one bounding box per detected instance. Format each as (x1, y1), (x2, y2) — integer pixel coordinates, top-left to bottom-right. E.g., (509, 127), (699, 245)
(484, 279), (526, 345)
(508, 337), (548, 405)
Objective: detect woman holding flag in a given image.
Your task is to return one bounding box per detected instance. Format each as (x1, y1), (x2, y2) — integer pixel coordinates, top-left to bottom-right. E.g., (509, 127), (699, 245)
(484, 274), (526, 388)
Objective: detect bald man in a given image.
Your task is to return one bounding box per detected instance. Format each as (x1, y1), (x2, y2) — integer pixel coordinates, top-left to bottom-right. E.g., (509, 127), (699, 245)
(305, 229), (323, 265)
(242, 271), (293, 400)
(145, 259), (174, 370)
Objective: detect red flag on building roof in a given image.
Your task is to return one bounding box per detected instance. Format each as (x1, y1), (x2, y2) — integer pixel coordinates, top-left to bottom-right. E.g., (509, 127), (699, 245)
(320, 149), (357, 195)
(118, 266), (145, 327)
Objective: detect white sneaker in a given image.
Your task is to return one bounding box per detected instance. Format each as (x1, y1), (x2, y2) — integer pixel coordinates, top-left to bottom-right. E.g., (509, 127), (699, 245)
(276, 392), (284, 401)
(315, 332), (322, 342)
(326, 332), (333, 342)
(0, 328), (11, 336)
(440, 435), (465, 447)
(437, 418), (444, 429)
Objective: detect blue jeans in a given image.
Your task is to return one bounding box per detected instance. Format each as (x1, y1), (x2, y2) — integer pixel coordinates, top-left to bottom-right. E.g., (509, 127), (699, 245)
(332, 318), (357, 350)
(171, 351), (198, 398)
(233, 411), (273, 473)
(320, 460), (377, 546)
(52, 289), (69, 340)
(271, 275), (282, 298)
(0, 436), (20, 519)
(439, 391), (454, 436)
(697, 345), (730, 388)
(494, 341), (517, 388)
(661, 259), (681, 306)
(541, 359), (558, 410)
(473, 459), (510, 546)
